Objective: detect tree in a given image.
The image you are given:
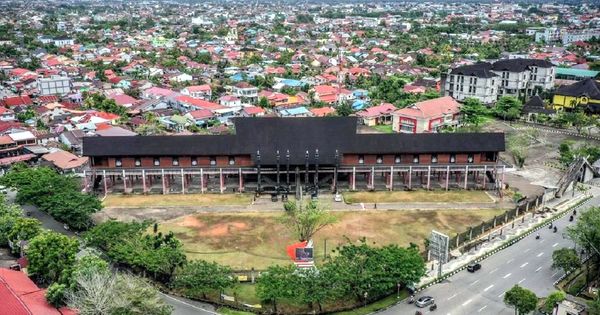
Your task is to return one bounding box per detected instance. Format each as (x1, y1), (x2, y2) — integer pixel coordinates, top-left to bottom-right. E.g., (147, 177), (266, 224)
(589, 295), (600, 315)
(552, 248), (581, 274)
(84, 220), (149, 251)
(504, 285), (538, 315)
(8, 217), (42, 253)
(460, 97), (489, 126)
(507, 130), (538, 168)
(256, 264), (296, 313)
(336, 101), (353, 117)
(46, 283), (67, 307)
(495, 96), (523, 121)
(171, 260), (236, 299)
(279, 201), (337, 242)
(325, 241), (426, 302)
(258, 96), (271, 109)
(0, 199), (24, 247)
(562, 109), (595, 134)
(27, 231), (79, 284)
(543, 291), (566, 314)
(567, 206), (600, 277)
(65, 270), (172, 315)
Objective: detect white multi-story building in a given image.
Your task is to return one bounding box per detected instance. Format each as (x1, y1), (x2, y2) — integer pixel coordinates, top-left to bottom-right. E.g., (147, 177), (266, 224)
(444, 59), (555, 104)
(37, 75), (72, 96)
(532, 27), (562, 43)
(562, 29), (600, 45)
(53, 37), (75, 47)
(444, 63), (499, 104)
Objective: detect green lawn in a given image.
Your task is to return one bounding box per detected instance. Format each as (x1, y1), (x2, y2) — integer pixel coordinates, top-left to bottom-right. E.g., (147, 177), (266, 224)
(371, 124), (394, 133)
(103, 193), (252, 208)
(332, 291), (408, 315)
(156, 208), (505, 269)
(342, 190), (493, 204)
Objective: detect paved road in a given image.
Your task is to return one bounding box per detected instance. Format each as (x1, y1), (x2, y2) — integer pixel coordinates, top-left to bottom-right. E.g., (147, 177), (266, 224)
(4, 190), (218, 315)
(378, 196), (597, 315)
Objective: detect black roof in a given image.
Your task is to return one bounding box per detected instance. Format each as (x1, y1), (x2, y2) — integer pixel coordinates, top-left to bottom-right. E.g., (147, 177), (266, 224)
(555, 78), (600, 99)
(450, 58), (554, 78)
(450, 63), (497, 78)
(491, 58), (554, 72)
(522, 95), (555, 115)
(83, 117), (505, 165)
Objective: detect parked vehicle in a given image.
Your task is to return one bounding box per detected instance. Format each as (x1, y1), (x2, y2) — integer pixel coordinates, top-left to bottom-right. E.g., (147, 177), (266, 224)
(467, 262), (481, 272)
(415, 296), (435, 308)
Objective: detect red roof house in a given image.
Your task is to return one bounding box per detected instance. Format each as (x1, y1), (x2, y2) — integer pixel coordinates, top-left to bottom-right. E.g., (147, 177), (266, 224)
(392, 96), (461, 133)
(0, 268), (76, 315)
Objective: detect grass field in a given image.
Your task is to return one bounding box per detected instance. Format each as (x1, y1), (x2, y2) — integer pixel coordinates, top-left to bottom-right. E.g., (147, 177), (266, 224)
(342, 190), (493, 204)
(103, 193), (253, 208)
(370, 124), (394, 133)
(156, 208), (505, 269)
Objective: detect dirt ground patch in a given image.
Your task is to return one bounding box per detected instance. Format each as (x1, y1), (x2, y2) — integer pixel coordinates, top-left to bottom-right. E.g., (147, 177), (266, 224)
(342, 190), (493, 204)
(103, 193), (252, 208)
(157, 208), (506, 269)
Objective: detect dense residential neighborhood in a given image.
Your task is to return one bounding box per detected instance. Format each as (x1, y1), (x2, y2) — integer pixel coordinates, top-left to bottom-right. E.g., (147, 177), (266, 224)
(0, 1), (599, 315)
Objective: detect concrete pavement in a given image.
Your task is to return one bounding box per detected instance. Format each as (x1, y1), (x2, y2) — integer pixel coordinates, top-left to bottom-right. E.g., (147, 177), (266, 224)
(376, 194), (598, 315)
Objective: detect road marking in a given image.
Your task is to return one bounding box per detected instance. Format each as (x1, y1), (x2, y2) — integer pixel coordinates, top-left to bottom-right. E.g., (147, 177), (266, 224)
(447, 294), (457, 300)
(498, 292), (505, 298)
(552, 271), (560, 278)
(537, 252), (544, 257)
(489, 268), (498, 274)
(484, 285), (494, 292)
(553, 242), (559, 247)
(478, 305), (488, 313)
(469, 280), (479, 286)
(462, 299), (473, 306)
(540, 239), (545, 244)
(507, 258), (515, 264)
(503, 273), (512, 279)
(520, 262), (529, 268)
(536, 266), (543, 272)
(524, 248), (531, 253)
(159, 293), (219, 315)
(518, 278), (526, 284)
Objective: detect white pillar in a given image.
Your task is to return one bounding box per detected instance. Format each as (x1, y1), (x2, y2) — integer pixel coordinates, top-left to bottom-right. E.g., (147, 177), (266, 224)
(161, 169), (166, 194)
(483, 165), (487, 189)
(427, 166), (431, 190)
(239, 168), (243, 192)
(142, 169), (147, 194)
(352, 167), (356, 191)
(464, 165), (469, 189)
(370, 166), (375, 190)
(200, 168), (205, 193)
(389, 166), (394, 191)
(408, 166), (412, 189)
(219, 168), (224, 194)
(103, 170), (108, 194)
(181, 168), (185, 194)
(122, 169), (126, 192)
(445, 165), (450, 191)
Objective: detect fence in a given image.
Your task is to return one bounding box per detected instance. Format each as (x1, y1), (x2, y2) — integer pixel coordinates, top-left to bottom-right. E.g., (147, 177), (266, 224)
(448, 194), (544, 250)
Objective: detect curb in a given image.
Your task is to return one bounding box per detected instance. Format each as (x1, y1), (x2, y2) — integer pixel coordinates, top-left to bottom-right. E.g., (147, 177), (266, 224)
(414, 196), (592, 293)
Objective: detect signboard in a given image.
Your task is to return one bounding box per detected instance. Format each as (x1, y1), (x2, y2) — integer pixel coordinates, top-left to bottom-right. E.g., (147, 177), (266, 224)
(295, 247), (313, 262)
(429, 230), (449, 264)
(286, 240), (315, 268)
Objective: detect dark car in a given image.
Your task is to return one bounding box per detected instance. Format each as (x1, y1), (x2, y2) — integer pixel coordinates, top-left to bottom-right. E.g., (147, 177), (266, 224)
(415, 296), (435, 308)
(467, 262), (481, 272)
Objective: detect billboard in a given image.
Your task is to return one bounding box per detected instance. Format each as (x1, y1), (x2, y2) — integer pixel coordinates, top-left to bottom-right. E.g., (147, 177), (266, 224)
(295, 247), (313, 262)
(429, 230), (449, 264)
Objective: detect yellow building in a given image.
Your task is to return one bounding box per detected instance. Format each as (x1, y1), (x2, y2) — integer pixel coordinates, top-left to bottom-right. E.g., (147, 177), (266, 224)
(552, 78), (600, 113)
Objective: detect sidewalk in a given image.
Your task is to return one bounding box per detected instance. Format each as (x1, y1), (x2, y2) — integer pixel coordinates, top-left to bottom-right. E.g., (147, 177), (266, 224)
(419, 188), (596, 288)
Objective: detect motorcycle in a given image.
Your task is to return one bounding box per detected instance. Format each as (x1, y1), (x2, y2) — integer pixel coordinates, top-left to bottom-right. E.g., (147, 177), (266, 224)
(569, 215), (574, 222)
(536, 234), (540, 240)
(430, 304), (437, 311)
(407, 296), (415, 304)
(553, 226), (558, 233)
